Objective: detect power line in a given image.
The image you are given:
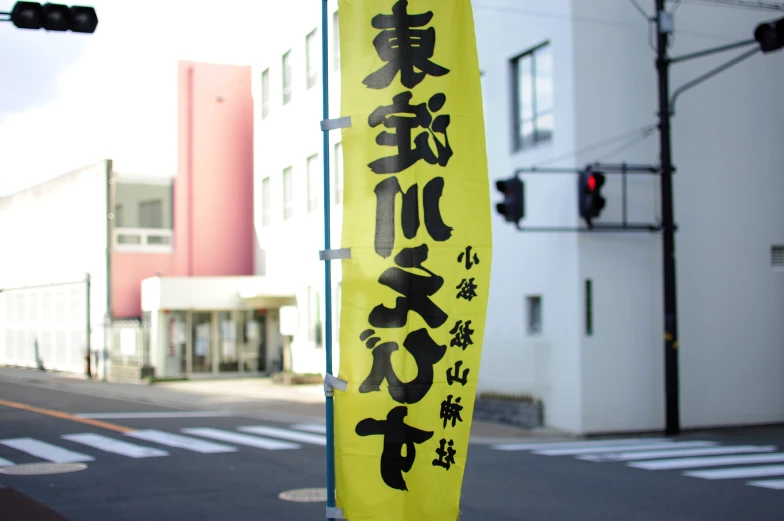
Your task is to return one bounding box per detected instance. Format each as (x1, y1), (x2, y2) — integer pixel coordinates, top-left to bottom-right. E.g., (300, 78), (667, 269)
(596, 127), (658, 162)
(631, 0), (654, 19)
(532, 124), (657, 167)
(680, 0), (784, 10)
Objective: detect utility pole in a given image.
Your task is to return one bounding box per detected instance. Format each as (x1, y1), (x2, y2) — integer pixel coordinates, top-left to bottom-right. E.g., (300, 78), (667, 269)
(654, 0), (680, 436)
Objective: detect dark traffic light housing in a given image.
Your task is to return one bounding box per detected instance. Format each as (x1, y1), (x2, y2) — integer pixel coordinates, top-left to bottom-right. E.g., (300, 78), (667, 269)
(754, 17), (784, 54)
(578, 169), (606, 228)
(10, 2), (97, 33)
(495, 176), (524, 225)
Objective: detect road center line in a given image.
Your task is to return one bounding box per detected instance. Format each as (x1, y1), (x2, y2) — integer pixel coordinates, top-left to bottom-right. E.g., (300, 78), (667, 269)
(0, 398), (134, 434)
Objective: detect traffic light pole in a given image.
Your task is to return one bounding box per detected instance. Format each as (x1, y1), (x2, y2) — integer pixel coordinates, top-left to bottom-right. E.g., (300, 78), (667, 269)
(655, 0), (680, 436)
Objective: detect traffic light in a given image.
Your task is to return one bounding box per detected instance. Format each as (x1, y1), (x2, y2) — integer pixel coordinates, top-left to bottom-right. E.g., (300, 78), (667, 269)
(9, 2), (97, 33)
(578, 169), (606, 228)
(754, 17), (784, 54)
(495, 176), (524, 225)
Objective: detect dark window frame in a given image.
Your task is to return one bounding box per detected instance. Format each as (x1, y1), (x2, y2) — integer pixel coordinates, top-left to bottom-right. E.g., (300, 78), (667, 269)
(511, 41), (553, 151)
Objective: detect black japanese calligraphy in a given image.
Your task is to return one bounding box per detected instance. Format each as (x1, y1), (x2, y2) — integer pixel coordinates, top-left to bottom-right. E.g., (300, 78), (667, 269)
(457, 246), (480, 270)
(449, 320), (474, 350)
(370, 244), (448, 329)
(356, 406), (434, 491)
(440, 395), (464, 428)
(432, 438), (457, 470)
(367, 91), (452, 174)
(456, 277), (478, 301)
(446, 360), (469, 386)
(363, 0), (450, 90)
(374, 176), (453, 258)
(359, 327), (447, 404)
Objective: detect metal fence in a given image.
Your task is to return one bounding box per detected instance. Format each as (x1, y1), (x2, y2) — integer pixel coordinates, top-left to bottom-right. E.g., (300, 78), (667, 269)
(108, 319), (150, 368)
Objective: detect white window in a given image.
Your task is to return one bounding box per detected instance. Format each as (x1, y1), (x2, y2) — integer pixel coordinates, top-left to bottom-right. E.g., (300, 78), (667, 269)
(282, 50), (292, 105)
(512, 42), (553, 150)
(261, 177), (271, 226)
(333, 142), (343, 205)
(307, 154), (321, 212)
(306, 29), (319, 89)
(333, 11), (340, 72)
(261, 68), (270, 119)
(527, 295), (543, 336)
(283, 167), (294, 220)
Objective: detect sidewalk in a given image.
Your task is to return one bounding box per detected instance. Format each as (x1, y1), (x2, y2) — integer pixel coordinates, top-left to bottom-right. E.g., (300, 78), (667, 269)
(0, 366), (571, 443)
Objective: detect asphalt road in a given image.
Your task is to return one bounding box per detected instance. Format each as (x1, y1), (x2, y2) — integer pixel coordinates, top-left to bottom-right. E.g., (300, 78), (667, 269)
(1, 378), (782, 521)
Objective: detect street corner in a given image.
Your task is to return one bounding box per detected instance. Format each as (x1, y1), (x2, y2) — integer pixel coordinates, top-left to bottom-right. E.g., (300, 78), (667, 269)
(0, 485), (71, 521)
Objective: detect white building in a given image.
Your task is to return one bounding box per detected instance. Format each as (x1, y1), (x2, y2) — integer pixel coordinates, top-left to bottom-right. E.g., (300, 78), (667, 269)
(252, 0), (784, 434)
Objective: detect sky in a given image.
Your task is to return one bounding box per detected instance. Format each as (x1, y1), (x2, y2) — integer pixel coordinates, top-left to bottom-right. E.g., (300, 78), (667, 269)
(0, 0), (276, 196)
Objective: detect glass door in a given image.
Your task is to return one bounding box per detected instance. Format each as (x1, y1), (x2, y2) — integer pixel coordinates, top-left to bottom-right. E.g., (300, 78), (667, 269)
(218, 311), (239, 373)
(241, 310), (266, 372)
(191, 312), (213, 373)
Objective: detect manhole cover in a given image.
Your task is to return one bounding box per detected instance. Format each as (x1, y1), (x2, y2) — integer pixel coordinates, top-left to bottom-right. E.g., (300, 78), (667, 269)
(0, 463), (88, 476)
(278, 487), (327, 502)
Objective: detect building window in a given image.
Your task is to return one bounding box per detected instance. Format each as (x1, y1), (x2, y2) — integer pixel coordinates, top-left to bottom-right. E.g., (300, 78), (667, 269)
(512, 42), (553, 150)
(308, 286), (322, 348)
(261, 68), (270, 119)
(306, 29), (319, 89)
(307, 154), (321, 212)
(283, 167), (294, 220)
(139, 199), (163, 228)
(261, 177), (271, 226)
(114, 204), (124, 227)
(333, 142), (343, 205)
(527, 295), (542, 336)
(282, 50), (292, 105)
(333, 10), (340, 71)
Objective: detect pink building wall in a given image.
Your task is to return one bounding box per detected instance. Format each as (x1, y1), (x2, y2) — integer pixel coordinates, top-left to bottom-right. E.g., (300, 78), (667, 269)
(111, 61), (255, 319)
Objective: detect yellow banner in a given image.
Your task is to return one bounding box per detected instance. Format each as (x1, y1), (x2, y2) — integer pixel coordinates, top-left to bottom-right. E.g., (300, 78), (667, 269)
(335, 1), (491, 520)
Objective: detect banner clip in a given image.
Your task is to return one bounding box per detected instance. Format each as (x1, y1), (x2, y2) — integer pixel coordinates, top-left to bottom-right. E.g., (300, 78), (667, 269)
(320, 117), (352, 131)
(324, 373), (348, 397)
(326, 507), (346, 519)
(319, 248), (352, 261)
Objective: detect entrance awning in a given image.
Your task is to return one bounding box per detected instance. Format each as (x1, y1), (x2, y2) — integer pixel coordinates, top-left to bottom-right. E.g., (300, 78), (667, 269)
(238, 277), (297, 308)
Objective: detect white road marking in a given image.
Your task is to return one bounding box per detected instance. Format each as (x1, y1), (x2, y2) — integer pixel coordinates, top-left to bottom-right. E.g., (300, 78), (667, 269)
(684, 465), (784, 480)
(491, 438), (668, 452)
(62, 433), (169, 459)
(126, 430), (237, 454)
(239, 426), (326, 446)
(538, 440), (714, 456)
(0, 457), (14, 467)
(580, 445), (775, 462)
(76, 411), (232, 419)
(291, 424), (327, 434)
(0, 438), (94, 463)
(182, 428), (300, 451)
(629, 453), (784, 471)
(748, 479), (784, 490)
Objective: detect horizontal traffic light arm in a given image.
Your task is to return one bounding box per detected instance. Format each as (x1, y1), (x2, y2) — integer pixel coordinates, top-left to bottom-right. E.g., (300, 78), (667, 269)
(517, 163), (660, 175)
(514, 223), (664, 233)
(669, 38), (756, 65)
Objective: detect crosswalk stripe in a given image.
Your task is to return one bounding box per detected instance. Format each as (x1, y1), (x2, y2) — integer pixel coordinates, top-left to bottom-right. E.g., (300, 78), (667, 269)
(126, 430), (237, 454)
(0, 457), (14, 467)
(291, 424), (327, 434)
(0, 438), (94, 463)
(684, 464), (784, 480)
(491, 438), (668, 452)
(537, 441), (714, 456)
(629, 453), (784, 471)
(239, 426), (326, 446)
(182, 428), (300, 451)
(579, 445), (776, 462)
(748, 479), (784, 490)
(62, 433), (169, 459)
(77, 411), (233, 419)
